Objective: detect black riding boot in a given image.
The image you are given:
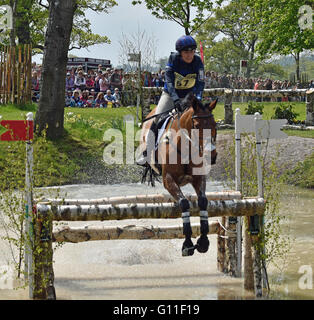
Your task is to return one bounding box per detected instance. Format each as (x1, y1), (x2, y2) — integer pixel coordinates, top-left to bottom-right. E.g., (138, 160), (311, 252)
(136, 121), (158, 165)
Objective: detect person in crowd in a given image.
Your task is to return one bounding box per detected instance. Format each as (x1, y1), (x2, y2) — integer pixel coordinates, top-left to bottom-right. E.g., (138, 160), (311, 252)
(99, 73), (110, 93)
(65, 90), (72, 107)
(137, 34), (205, 165)
(109, 68), (122, 91)
(80, 90), (90, 108)
(113, 88), (121, 107)
(104, 89), (116, 107)
(31, 71), (40, 92)
(66, 72), (75, 91)
(86, 95), (95, 108)
(74, 70), (86, 90)
(70, 90), (81, 107)
(86, 74), (95, 90)
(95, 92), (107, 108)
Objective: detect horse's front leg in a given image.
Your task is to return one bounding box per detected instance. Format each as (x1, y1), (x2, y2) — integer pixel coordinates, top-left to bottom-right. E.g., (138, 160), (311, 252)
(163, 171), (195, 256)
(192, 176), (210, 253)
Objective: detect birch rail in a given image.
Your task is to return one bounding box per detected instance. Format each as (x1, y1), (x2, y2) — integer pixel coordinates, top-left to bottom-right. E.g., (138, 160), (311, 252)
(35, 190), (241, 206)
(52, 221), (221, 243)
(36, 197), (265, 221)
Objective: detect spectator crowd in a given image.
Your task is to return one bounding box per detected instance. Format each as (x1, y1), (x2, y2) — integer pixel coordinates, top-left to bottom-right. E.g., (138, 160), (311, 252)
(31, 61), (314, 107)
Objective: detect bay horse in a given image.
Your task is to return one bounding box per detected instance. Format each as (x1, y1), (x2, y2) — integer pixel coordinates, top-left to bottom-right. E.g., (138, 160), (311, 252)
(138, 92), (218, 256)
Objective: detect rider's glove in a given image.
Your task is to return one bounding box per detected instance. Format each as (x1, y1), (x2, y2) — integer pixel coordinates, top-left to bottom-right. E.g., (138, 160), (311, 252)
(174, 99), (183, 112)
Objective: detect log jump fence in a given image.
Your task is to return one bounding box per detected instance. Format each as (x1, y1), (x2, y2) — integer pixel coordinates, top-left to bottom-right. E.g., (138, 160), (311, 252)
(22, 106), (288, 300)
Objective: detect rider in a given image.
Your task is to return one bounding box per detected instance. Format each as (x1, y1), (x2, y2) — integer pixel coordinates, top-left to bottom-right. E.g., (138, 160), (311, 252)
(137, 35), (205, 165)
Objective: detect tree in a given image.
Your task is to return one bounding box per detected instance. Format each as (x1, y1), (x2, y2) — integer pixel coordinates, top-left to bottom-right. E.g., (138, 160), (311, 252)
(132, 0), (220, 35)
(34, 0), (77, 140)
(0, 0), (115, 53)
(194, 1), (260, 77)
(245, 0), (314, 81)
(33, 0), (116, 139)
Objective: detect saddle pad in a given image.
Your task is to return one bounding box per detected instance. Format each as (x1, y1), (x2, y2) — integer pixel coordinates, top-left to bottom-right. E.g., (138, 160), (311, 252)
(155, 115), (172, 150)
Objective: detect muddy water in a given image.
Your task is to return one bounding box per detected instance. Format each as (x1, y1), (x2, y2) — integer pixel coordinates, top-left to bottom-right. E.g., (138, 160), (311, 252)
(0, 182), (313, 300)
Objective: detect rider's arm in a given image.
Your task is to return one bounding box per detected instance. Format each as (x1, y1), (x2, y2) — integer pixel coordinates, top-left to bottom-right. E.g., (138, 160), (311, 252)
(164, 54), (180, 102)
(192, 57), (205, 101)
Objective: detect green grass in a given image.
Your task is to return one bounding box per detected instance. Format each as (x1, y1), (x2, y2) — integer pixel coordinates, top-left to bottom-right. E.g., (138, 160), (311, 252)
(212, 101), (307, 123)
(284, 153), (314, 188)
(0, 102), (313, 188)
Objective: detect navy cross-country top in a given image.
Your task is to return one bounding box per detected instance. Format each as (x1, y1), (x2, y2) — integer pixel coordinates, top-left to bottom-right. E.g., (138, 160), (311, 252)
(163, 52), (205, 102)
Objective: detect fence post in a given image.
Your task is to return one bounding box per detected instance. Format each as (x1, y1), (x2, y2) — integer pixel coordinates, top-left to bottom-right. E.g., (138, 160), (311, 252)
(224, 89), (233, 124)
(25, 112), (34, 298)
(33, 207), (55, 300)
(305, 89), (314, 126)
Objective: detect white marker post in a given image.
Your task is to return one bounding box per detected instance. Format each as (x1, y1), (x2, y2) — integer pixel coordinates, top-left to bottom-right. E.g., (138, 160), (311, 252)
(235, 109), (255, 277)
(25, 112), (34, 299)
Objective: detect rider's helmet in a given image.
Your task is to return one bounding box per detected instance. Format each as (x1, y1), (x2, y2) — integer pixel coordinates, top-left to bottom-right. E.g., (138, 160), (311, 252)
(175, 35), (197, 52)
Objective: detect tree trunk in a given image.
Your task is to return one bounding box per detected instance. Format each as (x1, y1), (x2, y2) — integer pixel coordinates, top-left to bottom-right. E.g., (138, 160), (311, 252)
(35, 0), (77, 140)
(295, 51), (300, 82)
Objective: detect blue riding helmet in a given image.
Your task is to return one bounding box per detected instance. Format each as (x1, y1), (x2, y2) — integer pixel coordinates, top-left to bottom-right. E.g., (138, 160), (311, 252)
(175, 35), (197, 52)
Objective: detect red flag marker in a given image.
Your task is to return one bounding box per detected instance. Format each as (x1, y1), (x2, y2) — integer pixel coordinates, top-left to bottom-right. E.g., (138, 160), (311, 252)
(200, 41), (204, 63)
(0, 120), (34, 141)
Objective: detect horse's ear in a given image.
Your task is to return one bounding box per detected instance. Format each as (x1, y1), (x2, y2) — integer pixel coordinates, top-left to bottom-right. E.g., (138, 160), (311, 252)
(208, 98), (218, 111)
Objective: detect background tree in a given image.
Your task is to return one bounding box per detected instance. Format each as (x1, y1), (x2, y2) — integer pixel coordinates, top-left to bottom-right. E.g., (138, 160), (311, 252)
(132, 0), (220, 35)
(194, 0), (260, 77)
(35, 0), (116, 139)
(245, 0), (314, 81)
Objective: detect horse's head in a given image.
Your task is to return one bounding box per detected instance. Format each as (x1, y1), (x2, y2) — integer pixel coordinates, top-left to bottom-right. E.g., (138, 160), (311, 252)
(181, 92), (218, 165)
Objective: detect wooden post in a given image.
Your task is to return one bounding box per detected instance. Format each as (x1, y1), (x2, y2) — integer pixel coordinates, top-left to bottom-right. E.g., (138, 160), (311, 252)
(33, 209), (55, 300)
(27, 44), (32, 103)
(305, 89), (314, 126)
(243, 217), (254, 291)
(224, 89), (233, 124)
(217, 216), (227, 273)
(226, 218), (237, 276)
(17, 46), (22, 105)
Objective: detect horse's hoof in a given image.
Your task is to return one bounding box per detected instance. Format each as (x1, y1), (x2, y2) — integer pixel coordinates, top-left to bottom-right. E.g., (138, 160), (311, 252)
(196, 235), (210, 253)
(182, 239), (195, 256)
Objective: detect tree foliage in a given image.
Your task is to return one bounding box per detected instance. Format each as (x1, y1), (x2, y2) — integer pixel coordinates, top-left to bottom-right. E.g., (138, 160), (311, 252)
(132, 0), (220, 35)
(0, 0), (117, 52)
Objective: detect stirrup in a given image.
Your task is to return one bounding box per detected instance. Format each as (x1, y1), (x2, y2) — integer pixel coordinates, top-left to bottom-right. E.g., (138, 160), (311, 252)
(136, 150), (147, 165)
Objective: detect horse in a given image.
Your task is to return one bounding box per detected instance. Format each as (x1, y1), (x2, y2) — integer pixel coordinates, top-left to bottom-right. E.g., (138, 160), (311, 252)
(138, 92), (218, 256)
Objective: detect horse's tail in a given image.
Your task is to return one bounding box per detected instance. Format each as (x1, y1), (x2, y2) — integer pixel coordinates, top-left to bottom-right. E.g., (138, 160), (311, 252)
(140, 163), (161, 187)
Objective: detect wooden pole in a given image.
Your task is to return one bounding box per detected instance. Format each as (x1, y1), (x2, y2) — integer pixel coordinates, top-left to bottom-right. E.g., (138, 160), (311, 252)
(36, 191), (242, 206)
(305, 89), (314, 126)
(33, 208), (55, 300)
(217, 216), (227, 273)
(52, 221), (220, 243)
(243, 217), (254, 292)
(36, 198), (266, 221)
(224, 89), (233, 125)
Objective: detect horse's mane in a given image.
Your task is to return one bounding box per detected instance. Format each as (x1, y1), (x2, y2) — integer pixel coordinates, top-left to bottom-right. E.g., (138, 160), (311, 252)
(180, 92), (207, 113)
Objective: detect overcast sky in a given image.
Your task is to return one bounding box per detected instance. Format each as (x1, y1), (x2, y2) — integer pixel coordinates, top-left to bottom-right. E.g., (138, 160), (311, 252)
(34, 1), (185, 67)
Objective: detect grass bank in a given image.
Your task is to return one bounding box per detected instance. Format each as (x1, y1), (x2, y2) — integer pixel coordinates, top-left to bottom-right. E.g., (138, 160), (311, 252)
(0, 102), (313, 188)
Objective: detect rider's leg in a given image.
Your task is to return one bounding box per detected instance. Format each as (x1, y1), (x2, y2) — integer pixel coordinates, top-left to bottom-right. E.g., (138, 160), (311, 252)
(137, 92), (174, 165)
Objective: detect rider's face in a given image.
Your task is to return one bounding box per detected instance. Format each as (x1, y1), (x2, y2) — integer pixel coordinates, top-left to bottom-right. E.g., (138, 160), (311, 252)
(181, 49), (195, 63)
